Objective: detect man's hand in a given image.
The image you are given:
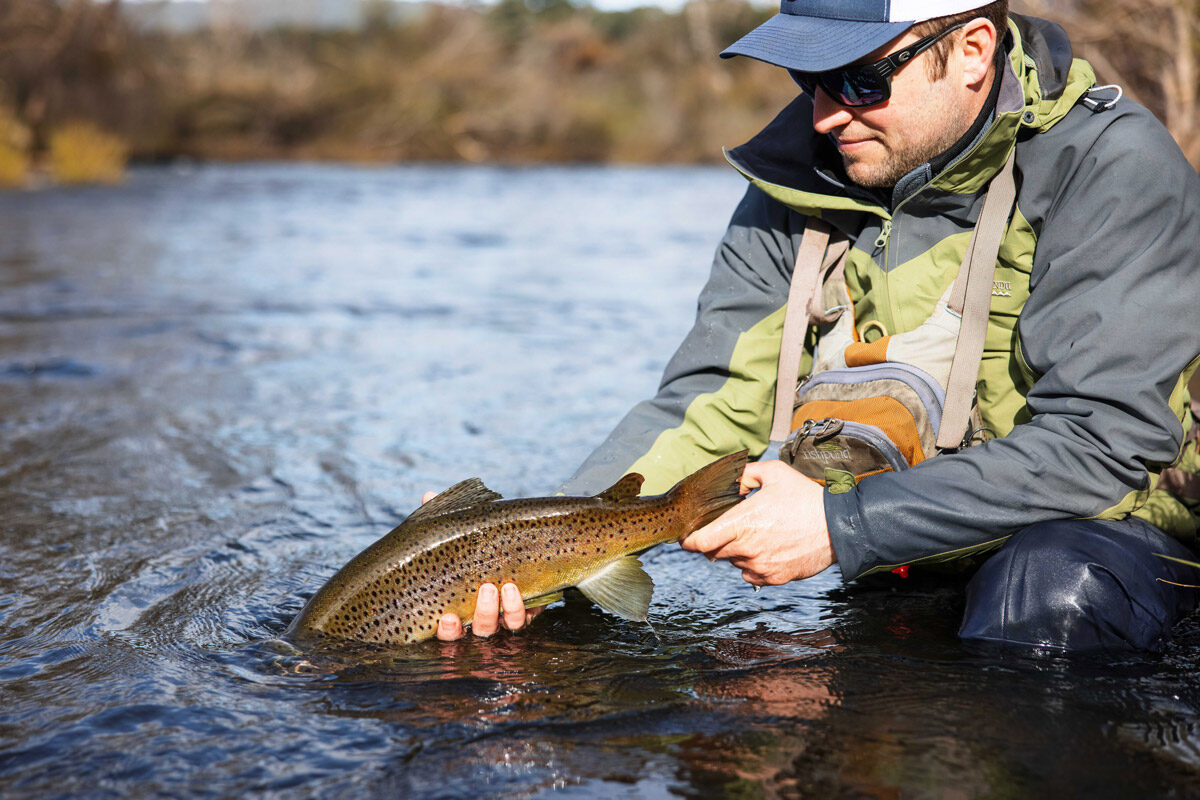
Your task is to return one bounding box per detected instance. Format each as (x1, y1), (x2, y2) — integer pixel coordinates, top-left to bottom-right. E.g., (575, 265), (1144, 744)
(435, 582), (543, 641)
(419, 490), (542, 642)
(680, 460), (835, 586)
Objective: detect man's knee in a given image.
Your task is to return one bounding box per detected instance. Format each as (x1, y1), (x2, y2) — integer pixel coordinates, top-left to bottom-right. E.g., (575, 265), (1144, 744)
(959, 518), (1198, 652)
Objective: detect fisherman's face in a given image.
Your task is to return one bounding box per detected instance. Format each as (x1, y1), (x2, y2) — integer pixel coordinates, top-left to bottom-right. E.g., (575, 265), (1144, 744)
(810, 24), (990, 188)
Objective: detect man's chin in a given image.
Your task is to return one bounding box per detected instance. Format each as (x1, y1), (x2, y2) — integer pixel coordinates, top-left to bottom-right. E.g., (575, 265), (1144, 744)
(843, 159), (893, 189)
(842, 150), (927, 189)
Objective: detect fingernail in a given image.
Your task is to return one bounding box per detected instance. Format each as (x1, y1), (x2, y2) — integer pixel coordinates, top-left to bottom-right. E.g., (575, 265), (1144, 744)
(479, 583), (497, 600)
(502, 583), (520, 603)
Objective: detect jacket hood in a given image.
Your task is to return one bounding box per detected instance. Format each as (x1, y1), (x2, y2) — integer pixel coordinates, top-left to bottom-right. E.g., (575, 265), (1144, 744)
(724, 14), (1097, 216)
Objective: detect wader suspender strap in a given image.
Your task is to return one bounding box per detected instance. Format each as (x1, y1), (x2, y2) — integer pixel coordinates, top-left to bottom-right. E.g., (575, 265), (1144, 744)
(937, 149), (1017, 450)
(770, 221), (830, 442)
(769, 220), (847, 442)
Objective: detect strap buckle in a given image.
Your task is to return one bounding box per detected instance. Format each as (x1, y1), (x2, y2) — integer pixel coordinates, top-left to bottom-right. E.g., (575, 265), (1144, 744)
(798, 418), (844, 444)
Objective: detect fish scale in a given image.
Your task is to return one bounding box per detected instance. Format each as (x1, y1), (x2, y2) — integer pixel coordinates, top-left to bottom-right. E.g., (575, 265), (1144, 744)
(286, 450), (748, 646)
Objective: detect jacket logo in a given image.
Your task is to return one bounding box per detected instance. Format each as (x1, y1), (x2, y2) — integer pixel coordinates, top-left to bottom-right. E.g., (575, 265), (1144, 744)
(801, 444), (851, 460)
(992, 280), (1013, 297)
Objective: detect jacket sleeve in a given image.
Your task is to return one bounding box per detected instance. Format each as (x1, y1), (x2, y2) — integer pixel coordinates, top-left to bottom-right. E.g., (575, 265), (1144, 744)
(826, 102), (1200, 579)
(558, 186), (801, 496)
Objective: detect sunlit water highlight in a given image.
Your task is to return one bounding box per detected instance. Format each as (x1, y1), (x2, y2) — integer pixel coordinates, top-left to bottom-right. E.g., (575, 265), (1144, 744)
(1, 164), (1199, 798)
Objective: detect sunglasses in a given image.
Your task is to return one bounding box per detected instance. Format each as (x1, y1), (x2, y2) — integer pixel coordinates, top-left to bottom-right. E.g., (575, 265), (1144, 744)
(790, 21), (968, 108)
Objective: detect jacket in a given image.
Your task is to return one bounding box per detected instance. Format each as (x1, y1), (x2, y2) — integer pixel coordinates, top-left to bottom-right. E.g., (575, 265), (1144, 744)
(559, 15), (1200, 580)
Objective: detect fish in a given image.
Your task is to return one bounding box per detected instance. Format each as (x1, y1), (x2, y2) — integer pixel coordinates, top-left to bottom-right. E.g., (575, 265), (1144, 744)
(285, 450), (748, 646)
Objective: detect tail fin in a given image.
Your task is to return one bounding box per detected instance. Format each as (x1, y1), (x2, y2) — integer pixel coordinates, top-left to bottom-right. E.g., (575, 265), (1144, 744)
(668, 450), (749, 535)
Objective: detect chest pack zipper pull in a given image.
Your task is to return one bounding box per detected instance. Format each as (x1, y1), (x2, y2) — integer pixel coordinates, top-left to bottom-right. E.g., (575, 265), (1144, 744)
(874, 219), (892, 250)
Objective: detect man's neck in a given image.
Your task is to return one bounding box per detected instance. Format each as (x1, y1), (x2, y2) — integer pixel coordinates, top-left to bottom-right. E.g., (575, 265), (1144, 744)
(889, 44), (1006, 207)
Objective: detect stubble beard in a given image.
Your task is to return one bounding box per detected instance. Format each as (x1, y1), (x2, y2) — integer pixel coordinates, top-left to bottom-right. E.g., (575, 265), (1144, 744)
(839, 89), (974, 189)
(841, 121), (967, 188)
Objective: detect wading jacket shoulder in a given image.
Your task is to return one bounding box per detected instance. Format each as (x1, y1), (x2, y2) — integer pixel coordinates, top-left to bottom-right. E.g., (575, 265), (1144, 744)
(560, 15), (1200, 580)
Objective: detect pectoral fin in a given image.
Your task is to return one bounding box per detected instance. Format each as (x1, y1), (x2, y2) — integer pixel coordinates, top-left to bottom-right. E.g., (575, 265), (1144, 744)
(576, 555), (654, 622)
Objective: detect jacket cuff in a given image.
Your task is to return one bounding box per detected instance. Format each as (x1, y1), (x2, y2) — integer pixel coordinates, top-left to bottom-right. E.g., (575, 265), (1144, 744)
(823, 487), (874, 581)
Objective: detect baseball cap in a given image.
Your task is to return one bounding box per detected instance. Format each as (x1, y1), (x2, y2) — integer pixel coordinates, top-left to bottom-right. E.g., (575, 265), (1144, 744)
(721, 0), (992, 72)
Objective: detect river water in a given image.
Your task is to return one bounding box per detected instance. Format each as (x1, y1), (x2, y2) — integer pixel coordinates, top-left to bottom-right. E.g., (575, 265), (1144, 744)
(1, 164), (1198, 798)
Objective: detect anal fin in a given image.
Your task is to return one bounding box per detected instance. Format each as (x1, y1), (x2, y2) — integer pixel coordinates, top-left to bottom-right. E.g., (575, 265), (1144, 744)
(576, 555), (654, 622)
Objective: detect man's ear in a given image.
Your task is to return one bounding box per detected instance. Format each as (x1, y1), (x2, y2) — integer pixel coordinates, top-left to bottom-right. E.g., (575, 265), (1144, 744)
(959, 18), (998, 89)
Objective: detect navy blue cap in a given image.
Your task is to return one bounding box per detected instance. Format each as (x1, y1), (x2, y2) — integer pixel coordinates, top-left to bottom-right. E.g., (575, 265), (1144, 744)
(721, 0), (972, 72)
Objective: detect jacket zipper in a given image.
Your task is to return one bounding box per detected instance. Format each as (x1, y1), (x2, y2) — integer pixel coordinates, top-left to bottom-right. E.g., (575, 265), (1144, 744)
(874, 219), (893, 249)
(876, 213), (896, 337)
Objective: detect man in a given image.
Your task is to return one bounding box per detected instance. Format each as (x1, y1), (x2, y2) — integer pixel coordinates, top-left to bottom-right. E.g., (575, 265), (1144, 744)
(439, 0), (1200, 651)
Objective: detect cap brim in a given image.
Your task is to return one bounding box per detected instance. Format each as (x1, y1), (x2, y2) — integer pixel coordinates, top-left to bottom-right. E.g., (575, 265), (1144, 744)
(721, 14), (912, 72)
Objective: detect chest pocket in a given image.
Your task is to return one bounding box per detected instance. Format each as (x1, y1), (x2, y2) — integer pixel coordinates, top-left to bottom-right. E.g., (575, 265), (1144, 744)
(770, 150), (1017, 487)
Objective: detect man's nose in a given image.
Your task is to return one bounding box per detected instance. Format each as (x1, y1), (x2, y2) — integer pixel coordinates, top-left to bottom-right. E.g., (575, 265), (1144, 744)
(810, 88), (855, 135)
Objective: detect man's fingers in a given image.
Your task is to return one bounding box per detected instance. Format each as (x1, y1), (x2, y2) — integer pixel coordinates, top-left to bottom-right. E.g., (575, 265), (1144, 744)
(440, 583), (541, 645)
(709, 529), (755, 560)
(730, 556), (765, 584)
(500, 583), (526, 631)
(728, 555), (752, 570)
(741, 568), (765, 586)
(733, 556), (769, 585)
(437, 613), (464, 641)
(738, 463), (767, 494)
(681, 462), (783, 555)
(681, 515), (739, 554)
(472, 583), (501, 637)
(422, 491), (436, 505)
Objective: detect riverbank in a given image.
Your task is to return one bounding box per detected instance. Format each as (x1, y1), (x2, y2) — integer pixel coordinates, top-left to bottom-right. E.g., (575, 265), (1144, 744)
(0, 0), (1196, 186)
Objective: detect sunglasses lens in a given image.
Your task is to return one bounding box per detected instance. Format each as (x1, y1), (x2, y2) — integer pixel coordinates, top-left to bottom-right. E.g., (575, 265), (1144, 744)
(791, 66), (888, 108)
(827, 67), (886, 107)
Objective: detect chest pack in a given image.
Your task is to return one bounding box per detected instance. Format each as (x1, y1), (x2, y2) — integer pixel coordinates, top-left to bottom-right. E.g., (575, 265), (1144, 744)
(771, 151), (1017, 488)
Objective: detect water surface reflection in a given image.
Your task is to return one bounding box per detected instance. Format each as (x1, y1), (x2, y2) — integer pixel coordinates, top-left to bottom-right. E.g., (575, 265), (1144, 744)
(1, 165), (1198, 798)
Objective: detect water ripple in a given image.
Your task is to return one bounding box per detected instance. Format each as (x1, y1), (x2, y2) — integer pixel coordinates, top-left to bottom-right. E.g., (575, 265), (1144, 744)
(4, 165), (1200, 798)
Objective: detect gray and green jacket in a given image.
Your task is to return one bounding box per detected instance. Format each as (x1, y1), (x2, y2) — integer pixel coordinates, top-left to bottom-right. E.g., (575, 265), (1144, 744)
(560, 15), (1200, 580)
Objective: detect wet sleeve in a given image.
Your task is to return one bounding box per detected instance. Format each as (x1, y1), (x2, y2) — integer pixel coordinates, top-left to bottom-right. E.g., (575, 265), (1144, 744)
(558, 186), (801, 496)
(826, 106), (1200, 580)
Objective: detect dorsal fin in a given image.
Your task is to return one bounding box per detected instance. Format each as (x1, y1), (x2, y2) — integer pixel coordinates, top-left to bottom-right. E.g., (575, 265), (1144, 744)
(406, 478), (502, 523)
(596, 472), (644, 504)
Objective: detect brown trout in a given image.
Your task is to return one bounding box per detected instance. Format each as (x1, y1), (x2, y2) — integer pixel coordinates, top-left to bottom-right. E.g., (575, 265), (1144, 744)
(286, 450), (748, 645)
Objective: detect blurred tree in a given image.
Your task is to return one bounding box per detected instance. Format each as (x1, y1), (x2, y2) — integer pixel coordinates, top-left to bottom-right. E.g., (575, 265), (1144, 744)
(0, 0), (1194, 168)
(0, 0), (165, 160)
(1016, 0), (1200, 166)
